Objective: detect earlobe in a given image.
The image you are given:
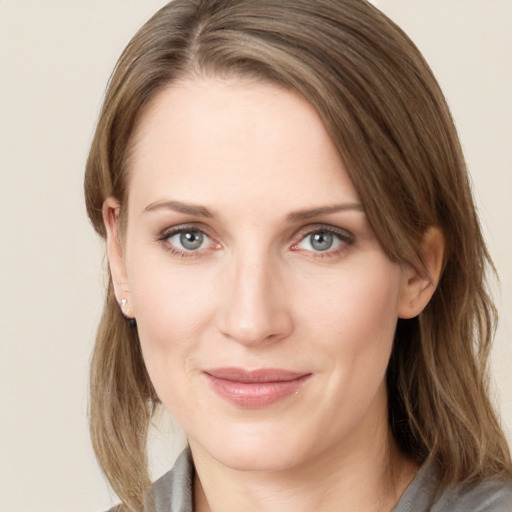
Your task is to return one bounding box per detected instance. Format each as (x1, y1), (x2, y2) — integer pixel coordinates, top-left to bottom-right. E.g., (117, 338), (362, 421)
(102, 197), (134, 319)
(398, 227), (445, 319)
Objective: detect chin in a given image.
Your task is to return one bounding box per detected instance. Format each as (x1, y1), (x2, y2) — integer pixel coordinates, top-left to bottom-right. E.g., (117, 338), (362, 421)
(192, 424), (317, 473)
(216, 447), (304, 473)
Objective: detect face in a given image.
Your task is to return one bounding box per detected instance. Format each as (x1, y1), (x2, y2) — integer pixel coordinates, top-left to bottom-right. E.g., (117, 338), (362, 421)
(106, 78), (419, 472)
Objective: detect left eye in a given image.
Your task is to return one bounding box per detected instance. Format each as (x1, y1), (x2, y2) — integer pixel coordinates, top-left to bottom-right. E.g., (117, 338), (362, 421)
(167, 229), (213, 251)
(295, 230), (346, 252)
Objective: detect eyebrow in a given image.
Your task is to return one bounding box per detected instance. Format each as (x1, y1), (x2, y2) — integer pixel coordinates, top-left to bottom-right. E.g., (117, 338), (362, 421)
(143, 199), (364, 221)
(143, 200), (214, 218)
(286, 203), (364, 222)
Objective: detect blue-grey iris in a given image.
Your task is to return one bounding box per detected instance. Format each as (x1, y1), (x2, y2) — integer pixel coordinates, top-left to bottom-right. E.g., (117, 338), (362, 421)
(180, 231), (203, 250)
(311, 232), (333, 251)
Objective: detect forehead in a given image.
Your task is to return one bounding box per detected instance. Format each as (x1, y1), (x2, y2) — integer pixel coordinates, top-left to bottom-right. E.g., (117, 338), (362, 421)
(126, 77), (359, 216)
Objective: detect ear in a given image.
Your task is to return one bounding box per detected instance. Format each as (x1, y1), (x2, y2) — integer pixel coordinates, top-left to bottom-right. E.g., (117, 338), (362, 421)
(398, 227), (445, 319)
(102, 197), (134, 319)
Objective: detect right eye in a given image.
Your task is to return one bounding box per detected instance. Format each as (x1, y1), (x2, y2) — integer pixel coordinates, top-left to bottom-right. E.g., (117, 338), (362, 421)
(160, 226), (218, 256)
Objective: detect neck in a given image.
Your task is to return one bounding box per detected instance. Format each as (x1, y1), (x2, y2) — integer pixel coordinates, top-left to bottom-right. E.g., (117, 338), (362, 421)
(190, 396), (418, 512)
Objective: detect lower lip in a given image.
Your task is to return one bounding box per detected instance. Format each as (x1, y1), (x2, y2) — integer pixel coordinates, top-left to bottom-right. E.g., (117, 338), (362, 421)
(204, 373), (311, 408)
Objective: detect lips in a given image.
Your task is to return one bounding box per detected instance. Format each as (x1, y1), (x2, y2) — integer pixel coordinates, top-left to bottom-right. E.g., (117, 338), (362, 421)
(203, 367), (312, 408)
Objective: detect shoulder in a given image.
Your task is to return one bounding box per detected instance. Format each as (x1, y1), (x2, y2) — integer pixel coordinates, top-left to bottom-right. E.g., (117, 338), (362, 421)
(432, 477), (512, 512)
(394, 462), (512, 512)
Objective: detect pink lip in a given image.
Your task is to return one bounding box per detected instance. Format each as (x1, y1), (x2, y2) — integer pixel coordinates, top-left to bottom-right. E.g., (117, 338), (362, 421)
(203, 367), (312, 408)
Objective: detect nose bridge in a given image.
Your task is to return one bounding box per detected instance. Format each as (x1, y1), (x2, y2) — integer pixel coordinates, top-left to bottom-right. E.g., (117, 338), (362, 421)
(217, 245), (292, 345)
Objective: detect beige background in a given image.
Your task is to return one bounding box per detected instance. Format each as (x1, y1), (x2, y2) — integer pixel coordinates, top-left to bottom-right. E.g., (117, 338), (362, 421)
(0, 1), (510, 511)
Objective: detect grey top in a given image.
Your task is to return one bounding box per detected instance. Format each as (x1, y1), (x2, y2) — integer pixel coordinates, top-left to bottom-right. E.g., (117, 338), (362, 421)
(389, 459), (512, 511)
(112, 449), (512, 511)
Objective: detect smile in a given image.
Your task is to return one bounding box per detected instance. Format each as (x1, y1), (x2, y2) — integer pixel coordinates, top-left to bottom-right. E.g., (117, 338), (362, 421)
(203, 368), (312, 408)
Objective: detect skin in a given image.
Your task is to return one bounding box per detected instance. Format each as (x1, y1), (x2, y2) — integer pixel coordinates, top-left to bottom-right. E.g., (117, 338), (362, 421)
(104, 78), (443, 511)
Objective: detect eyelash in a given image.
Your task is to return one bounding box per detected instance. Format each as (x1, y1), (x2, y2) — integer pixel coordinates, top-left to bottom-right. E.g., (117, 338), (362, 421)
(157, 225), (217, 258)
(290, 225), (354, 259)
(157, 224), (354, 259)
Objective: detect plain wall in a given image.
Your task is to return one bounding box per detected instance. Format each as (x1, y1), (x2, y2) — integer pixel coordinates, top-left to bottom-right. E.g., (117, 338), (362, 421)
(0, 1), (510, 511)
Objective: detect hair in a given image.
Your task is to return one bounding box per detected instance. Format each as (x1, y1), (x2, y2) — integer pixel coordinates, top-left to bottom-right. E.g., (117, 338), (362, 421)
(84, 0), (512, 510)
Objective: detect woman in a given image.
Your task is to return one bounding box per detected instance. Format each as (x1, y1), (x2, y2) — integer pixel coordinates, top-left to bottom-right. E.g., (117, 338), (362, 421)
(85, 1), (512, 511)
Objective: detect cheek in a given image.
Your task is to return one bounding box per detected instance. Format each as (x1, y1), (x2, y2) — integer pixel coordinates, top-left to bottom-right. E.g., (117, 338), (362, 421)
(125, 250), (219, 389)
(128, 240), (217, 330)
(294, 260), (403, 437)
(296, 258), (403, 366)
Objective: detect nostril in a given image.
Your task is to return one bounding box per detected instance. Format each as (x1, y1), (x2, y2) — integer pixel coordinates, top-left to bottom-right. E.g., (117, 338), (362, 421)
(217, 306), (294, 346)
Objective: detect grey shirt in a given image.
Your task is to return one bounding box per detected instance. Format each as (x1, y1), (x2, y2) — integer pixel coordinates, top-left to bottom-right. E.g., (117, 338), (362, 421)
(119, 449), (512, 511)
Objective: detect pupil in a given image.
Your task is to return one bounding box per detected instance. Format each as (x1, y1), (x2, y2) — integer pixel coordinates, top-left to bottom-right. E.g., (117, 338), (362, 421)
(180, 231), (203, 250)
(311, 232), (333, 251)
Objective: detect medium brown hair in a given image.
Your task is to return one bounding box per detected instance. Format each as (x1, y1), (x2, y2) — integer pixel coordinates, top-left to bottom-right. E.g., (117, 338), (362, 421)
(85, 1), (511, 510)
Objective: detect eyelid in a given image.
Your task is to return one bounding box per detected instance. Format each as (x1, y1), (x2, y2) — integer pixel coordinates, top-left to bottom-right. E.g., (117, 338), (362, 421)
(159, 223), (210, 240)
(158, 223), (221, 256)
(290, 224), (354, 254)
(292, 223), (354, 242)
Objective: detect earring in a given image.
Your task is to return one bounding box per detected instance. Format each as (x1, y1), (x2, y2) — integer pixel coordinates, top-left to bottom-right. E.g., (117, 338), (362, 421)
(119, 298), (137, 328)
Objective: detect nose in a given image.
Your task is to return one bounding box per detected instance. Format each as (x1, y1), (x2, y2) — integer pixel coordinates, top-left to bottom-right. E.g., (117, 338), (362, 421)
(216, 252), (294, 346)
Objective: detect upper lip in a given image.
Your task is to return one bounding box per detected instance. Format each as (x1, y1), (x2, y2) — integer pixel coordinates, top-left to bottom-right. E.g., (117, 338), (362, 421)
(203, 367), (310, 383)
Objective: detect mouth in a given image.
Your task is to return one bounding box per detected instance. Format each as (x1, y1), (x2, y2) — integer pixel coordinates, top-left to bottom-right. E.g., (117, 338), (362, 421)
(203, 367), (312, 408)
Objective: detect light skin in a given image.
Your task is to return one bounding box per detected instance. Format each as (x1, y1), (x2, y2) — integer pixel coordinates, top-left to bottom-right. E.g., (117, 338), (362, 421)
(104, 77), (444, 511)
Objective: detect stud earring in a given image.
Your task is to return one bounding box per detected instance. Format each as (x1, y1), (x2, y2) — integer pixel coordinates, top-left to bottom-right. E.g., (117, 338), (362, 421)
(119, 298), (137, 328)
